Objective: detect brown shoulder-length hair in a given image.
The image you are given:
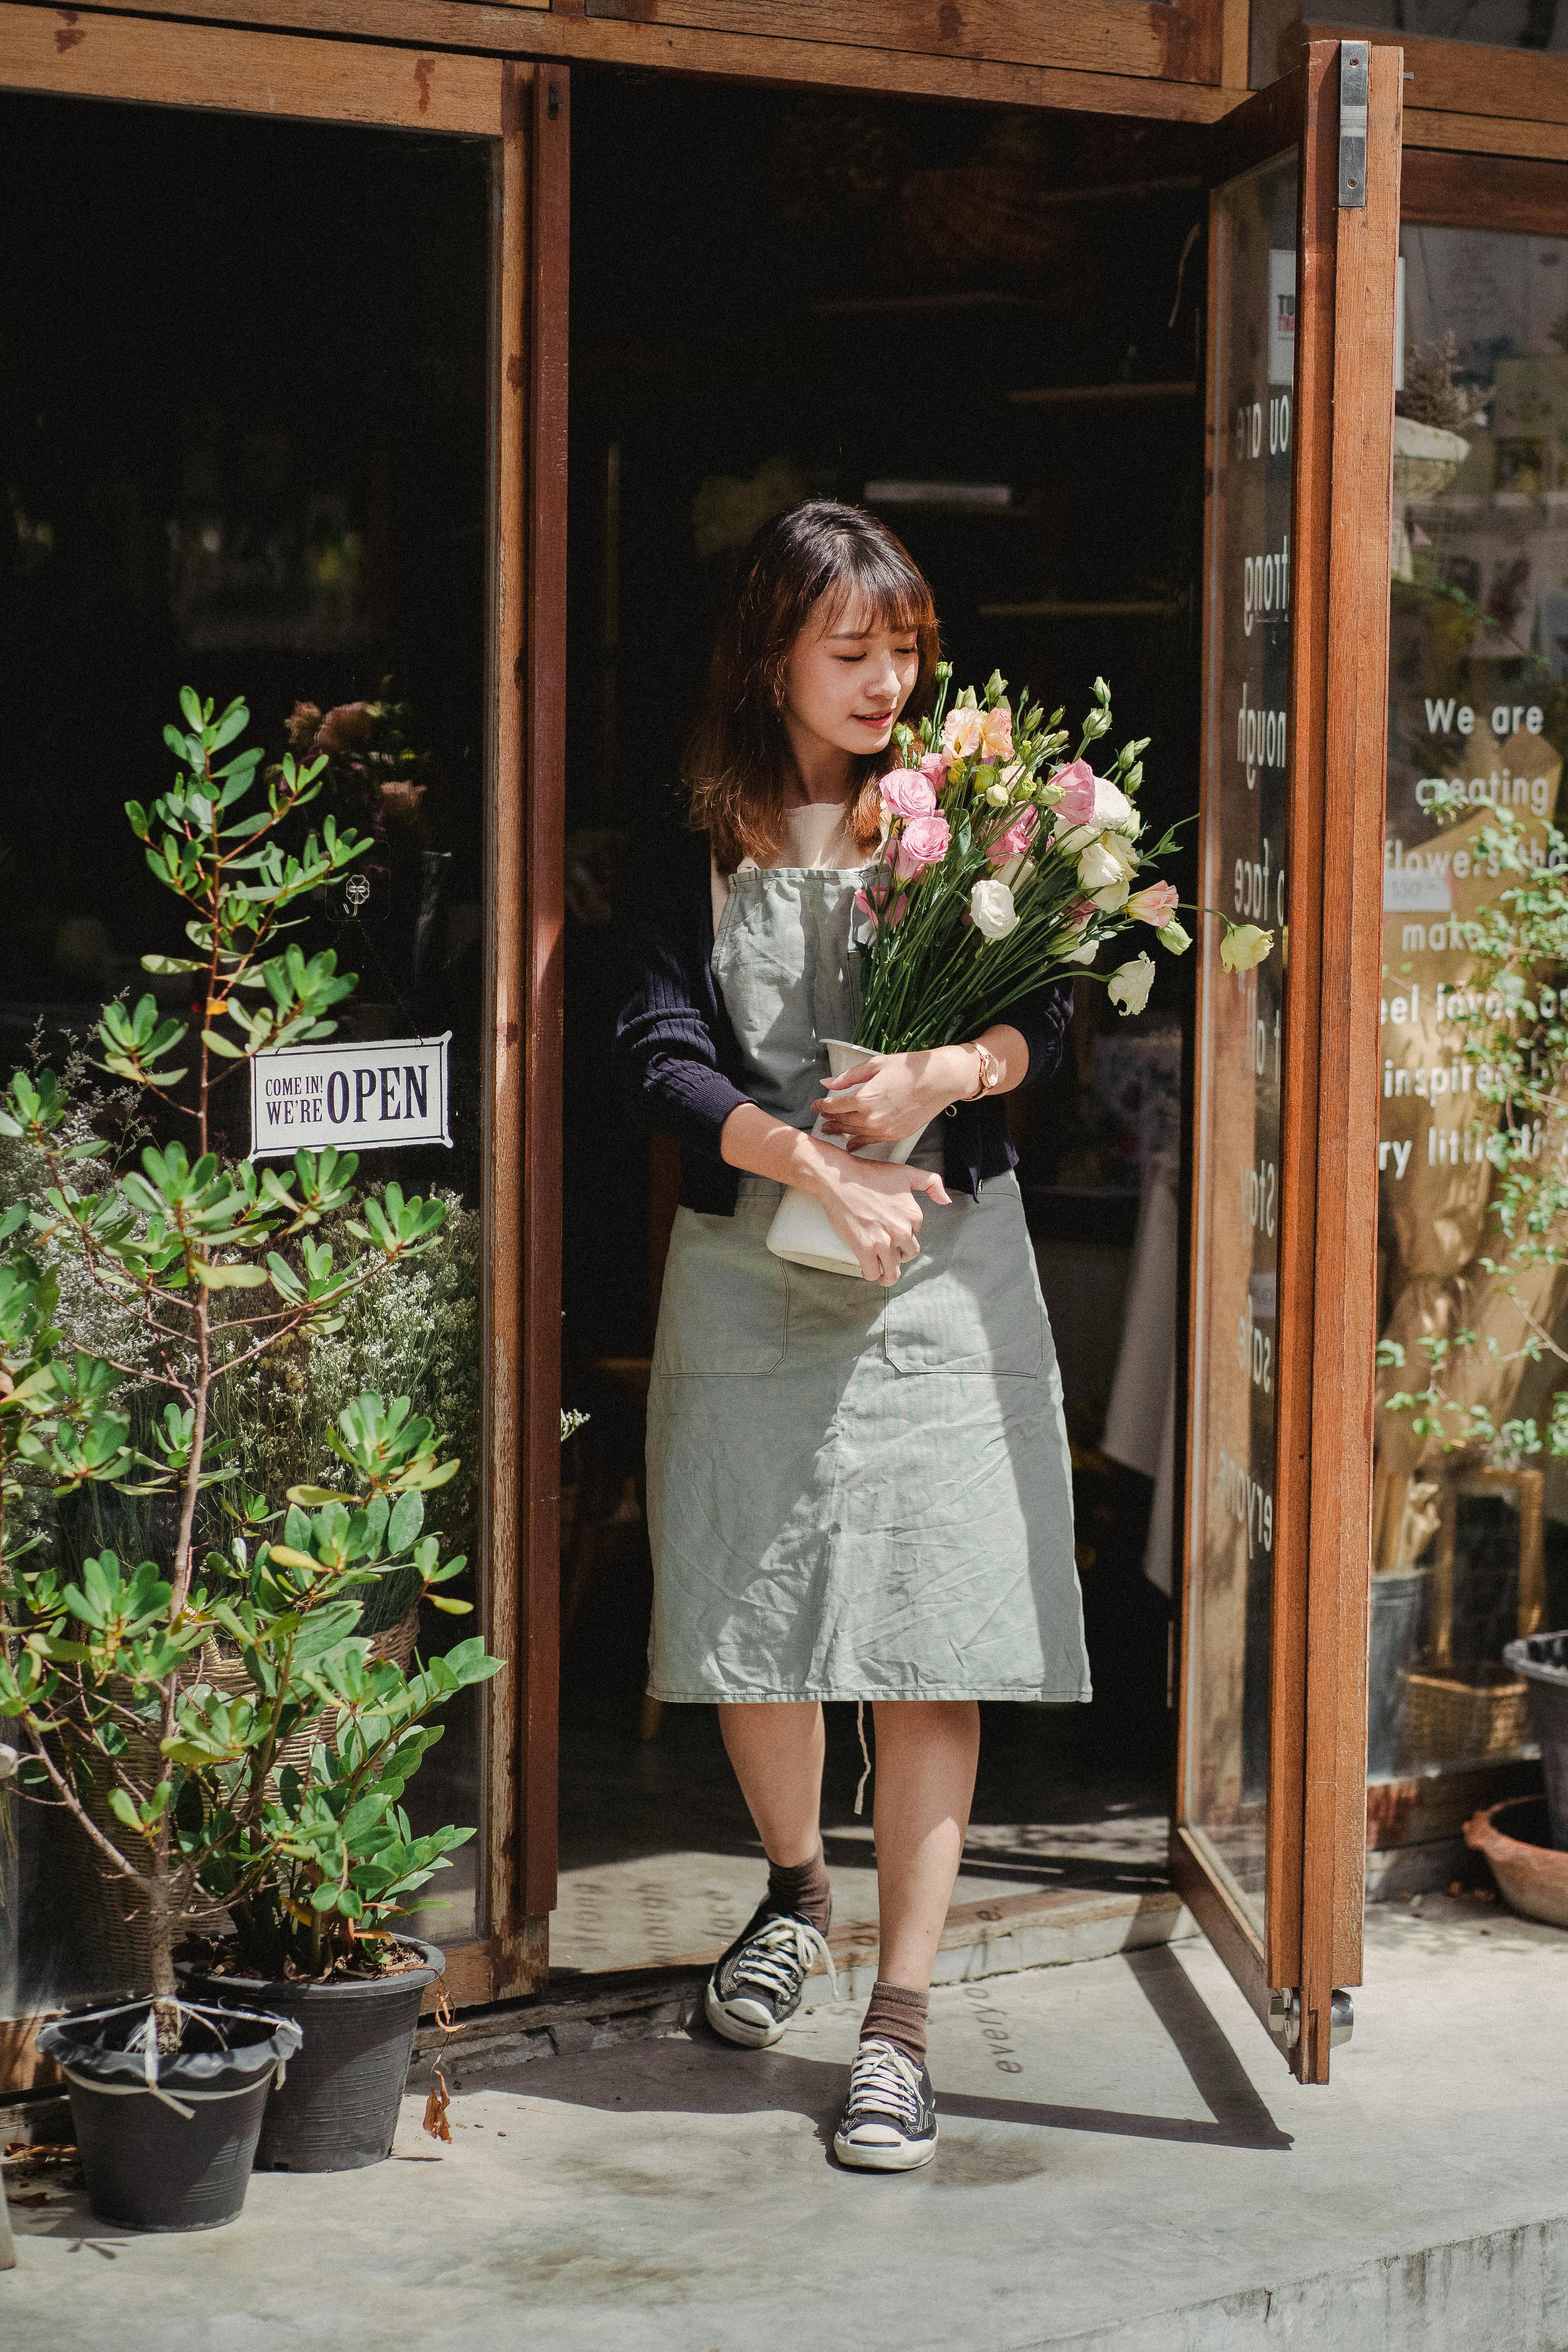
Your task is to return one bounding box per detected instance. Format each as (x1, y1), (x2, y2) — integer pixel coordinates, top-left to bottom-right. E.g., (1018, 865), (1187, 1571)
(684, 500), (940, 872)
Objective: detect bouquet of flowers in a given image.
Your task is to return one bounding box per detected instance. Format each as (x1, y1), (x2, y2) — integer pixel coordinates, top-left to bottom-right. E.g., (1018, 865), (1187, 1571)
(767, 663), (1270, 1277)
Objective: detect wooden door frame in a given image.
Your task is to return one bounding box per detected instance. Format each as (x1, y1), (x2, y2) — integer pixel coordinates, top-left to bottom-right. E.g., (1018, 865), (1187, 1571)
(0, 11), (566, 2018)
(1172, 39), (1400, 2085)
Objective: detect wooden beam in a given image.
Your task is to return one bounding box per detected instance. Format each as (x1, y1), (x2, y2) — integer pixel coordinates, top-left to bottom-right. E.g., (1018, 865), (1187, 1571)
(1401, 144), (1568, 233)
(38, 0), (1244, 123)
(574, 0), (1199, 88)
(1294, 42), (1401, 2077)
(1307, 22), (1568, 133)
(1168, 1829), (1272, 2039)
(0, 2), (504, 129)
(518, 56), (568, 1932)
(1405, 107), (1568, 167)
(482, 59), (541, 2000)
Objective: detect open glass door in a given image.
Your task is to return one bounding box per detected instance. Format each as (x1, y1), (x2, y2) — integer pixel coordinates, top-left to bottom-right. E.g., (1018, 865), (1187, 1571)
(1174, 40), (1402, 2083)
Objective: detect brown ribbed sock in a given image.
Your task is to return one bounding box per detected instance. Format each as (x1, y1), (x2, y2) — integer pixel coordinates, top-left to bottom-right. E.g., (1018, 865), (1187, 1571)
(766, 1842), (832, 1936)
(860, 1978), (929, 2069)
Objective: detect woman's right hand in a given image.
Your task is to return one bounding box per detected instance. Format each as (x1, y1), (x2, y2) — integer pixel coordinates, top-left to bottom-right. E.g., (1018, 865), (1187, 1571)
(808, 1152), (951, 1287)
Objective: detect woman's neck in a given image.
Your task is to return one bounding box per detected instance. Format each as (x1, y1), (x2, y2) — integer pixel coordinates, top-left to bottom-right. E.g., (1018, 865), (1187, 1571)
(782, 711), (855, 809)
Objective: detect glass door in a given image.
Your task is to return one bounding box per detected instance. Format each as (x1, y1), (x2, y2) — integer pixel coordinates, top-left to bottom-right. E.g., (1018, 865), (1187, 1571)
(1176, 40), (1403, 2083)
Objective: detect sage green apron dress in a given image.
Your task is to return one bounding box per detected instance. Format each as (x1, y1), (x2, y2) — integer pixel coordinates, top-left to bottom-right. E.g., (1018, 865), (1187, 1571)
(645, 861), (1090, 1705)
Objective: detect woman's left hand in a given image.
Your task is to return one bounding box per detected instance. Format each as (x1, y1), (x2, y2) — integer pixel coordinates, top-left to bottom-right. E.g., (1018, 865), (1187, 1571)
(813, 1046), (973, 1149)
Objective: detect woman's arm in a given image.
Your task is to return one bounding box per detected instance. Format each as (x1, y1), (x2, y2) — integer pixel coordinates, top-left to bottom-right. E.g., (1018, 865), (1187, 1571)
(613, 835), (751, 1159)
(809, 1024), (1028, 1149)
(719, 1103), (951, 1288)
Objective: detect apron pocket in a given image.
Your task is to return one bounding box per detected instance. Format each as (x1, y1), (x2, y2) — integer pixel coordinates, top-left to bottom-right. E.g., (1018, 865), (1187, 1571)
(882, 1192), (1045, 1377)
(653, 1206), (787, 1377)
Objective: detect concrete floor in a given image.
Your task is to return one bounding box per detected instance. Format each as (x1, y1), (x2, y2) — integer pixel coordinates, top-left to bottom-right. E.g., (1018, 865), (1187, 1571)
(6, 1895), (1568, 2351)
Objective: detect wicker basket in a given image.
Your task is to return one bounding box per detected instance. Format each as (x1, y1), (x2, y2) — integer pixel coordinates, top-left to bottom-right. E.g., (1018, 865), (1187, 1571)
(1403, 1662), (1532, 1765)
(72, 1602), (424, 1993)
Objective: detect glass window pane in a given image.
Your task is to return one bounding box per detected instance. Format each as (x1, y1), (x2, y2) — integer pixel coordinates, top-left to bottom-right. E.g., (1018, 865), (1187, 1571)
(1186, 152), (1298, 1936)
(1372, 225), (1568, 1808)
(0, 97), (491, 2012)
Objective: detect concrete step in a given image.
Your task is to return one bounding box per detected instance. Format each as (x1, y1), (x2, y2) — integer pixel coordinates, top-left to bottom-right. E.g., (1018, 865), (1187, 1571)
(410, 1882), (1193, 2078)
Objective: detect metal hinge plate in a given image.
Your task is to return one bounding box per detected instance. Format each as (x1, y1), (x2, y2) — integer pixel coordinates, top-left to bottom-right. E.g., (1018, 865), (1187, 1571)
(1339, 40), (1369, 209)
(1268, 1988), (1355, 2049)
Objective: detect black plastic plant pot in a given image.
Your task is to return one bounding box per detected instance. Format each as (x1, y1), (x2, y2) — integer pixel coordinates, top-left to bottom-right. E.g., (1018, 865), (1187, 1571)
(36, 1999), (302, 2232)
(1504, 1632), (1568, 1850)
(177, 1938), (443, 2173)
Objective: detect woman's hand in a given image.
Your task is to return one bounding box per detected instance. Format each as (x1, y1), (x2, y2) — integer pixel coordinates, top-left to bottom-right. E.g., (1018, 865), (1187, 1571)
(808, 1153), (951, 1287)
(812, 1045), (973, 1149)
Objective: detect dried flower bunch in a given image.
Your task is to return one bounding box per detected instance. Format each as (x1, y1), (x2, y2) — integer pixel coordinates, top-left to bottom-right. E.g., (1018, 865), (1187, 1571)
(1397, 332), (1490, 437)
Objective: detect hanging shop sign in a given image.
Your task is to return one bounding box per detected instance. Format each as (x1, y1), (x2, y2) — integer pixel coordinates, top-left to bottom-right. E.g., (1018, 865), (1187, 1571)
(249, 1033), (452, 1159)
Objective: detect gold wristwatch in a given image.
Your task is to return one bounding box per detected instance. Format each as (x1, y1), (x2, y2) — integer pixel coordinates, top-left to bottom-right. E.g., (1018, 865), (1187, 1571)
(965, 1041), (1001, 1101)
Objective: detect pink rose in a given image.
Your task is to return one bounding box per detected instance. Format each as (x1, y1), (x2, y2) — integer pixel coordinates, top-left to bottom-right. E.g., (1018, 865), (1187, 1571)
(941, 707), (983, 760)
(1127, 881), (1179, 927)
(853, 884), (908, 933)
(979, 705), (1014, 760)
(893, 812), (952, 881)
(879, 767), (938, 820)
(1053, 759), (1098, 826)
(987, 805), (1038, 867)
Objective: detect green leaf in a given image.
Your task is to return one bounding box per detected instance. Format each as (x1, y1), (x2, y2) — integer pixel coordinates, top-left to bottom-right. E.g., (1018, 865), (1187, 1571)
(286, 1486), (346, 1508)
(267, 1545), (321, 1573)
(426, 1596), (472, 1614)
(108, 1788), (142, 1832)
(202, 1028), (245, 1058)
(192, 1260), (268, 1290)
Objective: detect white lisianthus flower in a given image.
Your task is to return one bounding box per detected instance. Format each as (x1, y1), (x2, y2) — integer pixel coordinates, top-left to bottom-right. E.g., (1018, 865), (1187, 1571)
(1220, 923), (1274, 973)
(1054, 820), (1101, 858)
(996, 852), (1036, 892)
(969, 878), (1020, 939)
(1061, 937), (1098, 965)
(1157, 918), (1192, 955)
(1077, 835), (1137, 895)
(1092, 776), (1135, 833)
(1090, 878), (1131, 913)
(1107, 952), (1156, 1016)
(985, 779), (1011, 807)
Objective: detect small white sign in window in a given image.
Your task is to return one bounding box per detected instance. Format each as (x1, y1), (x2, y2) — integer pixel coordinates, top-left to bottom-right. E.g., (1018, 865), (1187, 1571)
(249, 1033), (452, 1159)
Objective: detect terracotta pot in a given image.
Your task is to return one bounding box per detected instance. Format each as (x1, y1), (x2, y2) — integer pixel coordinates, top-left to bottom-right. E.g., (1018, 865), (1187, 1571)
(1464, 1795), (1568, 1929)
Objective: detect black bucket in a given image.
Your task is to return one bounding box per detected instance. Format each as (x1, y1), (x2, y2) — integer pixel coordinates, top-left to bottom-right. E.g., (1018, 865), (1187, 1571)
(178, 1938), (443, 2172)
(1503, 1632), (1568, 1849)
(1368, 1566), (1428, 1776)
(36, 1999), (302, 2231)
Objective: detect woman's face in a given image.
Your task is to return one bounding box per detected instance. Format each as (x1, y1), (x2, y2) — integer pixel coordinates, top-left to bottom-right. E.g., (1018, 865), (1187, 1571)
(781, 597), (920, 773)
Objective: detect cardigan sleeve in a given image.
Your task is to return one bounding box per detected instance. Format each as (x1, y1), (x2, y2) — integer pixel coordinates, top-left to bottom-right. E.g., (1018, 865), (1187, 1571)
(995, 975), (1075, 1090)
(612, 838), (752, 1161)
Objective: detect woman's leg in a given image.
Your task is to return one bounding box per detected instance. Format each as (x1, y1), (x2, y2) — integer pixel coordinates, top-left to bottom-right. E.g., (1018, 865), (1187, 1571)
(706, 1702), (832, 2049)
(718, 1699), (826, 1866)
(833, 1700), (979, 2169)
(869, 1699), (980, 1988)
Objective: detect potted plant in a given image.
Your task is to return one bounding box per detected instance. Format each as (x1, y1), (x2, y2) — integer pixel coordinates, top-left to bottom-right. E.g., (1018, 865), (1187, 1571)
(0, 691), (499, 2224)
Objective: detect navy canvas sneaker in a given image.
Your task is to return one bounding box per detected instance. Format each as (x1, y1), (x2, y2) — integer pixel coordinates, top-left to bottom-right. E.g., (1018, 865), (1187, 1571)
(704, 1902), (837, 2049)
(832, 2036), (939, 2171)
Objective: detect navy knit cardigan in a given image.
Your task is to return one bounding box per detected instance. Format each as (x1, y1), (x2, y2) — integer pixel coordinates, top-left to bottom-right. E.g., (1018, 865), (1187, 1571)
(612, 812), (1073, 1215)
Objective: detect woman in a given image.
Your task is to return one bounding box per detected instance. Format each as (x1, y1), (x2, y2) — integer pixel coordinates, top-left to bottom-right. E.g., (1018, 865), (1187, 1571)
(615, 501), (1089, 2173)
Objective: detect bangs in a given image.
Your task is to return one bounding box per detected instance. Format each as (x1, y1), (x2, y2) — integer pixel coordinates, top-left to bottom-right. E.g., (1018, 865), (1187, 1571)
(813, 544), (934, 641)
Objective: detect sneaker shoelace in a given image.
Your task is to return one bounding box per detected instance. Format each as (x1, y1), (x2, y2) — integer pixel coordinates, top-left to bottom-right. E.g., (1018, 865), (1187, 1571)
(844, 2037), (923, 2131)
(731, 1915), (838, 2004)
